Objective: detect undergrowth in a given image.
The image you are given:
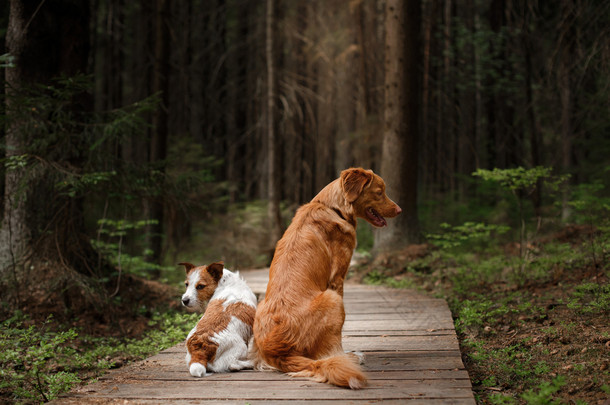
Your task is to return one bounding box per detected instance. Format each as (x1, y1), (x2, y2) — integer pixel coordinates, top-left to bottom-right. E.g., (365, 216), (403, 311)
(0, 310), (198, 403)
(360, 170), (610, 404)
(361, 228), (609, 404)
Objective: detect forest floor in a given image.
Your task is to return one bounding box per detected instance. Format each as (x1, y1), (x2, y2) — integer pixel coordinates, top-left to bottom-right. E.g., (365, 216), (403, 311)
(0, 271), (193, 404)
(351, 225), (610, 404)
(1, 225), (608, 404)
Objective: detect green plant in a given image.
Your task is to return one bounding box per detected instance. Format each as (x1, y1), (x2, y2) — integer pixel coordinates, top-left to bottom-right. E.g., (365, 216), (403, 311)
(568, 180), (610, 271)
(363, 270), (389, 285)
(472, 167), (569, 280)
(0, 309), (200, 403)
(520, 376), (566, 405)
(356, 218), (375, 253)
(0, 53), (15, 68)
(0, 315), (81, 402)
(489, 393), (517, 404)
(455, 297), (511, 334)
(566, 282), (610, 314)
(92, 218), (168, 287)
(426, 222), (510, 250)
(363, 270), (416, 289)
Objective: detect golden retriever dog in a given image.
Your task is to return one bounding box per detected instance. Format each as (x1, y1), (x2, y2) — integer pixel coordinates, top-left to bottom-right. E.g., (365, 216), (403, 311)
(251, 168), (402, 389)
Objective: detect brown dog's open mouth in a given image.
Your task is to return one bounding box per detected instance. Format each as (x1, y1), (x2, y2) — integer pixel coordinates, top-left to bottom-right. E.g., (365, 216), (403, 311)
(366, 208), (387, 227)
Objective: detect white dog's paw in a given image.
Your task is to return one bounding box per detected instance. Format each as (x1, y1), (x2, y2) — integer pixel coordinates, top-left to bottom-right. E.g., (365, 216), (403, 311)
(228, 359), (253, 371)
(345, 350), (365, 365)
(189, 362), (207, 377)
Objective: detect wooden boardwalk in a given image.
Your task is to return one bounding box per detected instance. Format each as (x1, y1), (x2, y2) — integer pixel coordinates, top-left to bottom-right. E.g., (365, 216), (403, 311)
(56, 269), (475, 404)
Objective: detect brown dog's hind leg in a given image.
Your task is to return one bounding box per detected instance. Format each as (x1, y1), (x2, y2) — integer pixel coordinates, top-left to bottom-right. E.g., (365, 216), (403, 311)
(301, 289), (346, 359)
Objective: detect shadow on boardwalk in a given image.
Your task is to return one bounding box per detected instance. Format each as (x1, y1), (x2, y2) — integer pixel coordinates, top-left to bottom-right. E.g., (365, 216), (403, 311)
(54, 269), (475, 404)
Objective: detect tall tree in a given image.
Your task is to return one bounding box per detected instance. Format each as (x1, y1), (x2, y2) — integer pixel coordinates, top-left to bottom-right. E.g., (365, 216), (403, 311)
(374, 0), (421, 251)
(143, 0), (170, 274)
(266, 0), (282, 246)
(1, 0), (90, 287)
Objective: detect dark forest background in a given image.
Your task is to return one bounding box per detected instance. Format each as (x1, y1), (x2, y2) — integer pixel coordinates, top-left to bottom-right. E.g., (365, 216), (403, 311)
(0, 1), (609, 402)
(0, 0), (608, 301)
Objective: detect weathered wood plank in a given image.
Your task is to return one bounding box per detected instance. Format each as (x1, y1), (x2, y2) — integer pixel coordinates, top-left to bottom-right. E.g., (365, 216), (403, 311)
(69, 379), (474, 400)
(53, 268), (474, 403)
(158, 333), (458, 354)
(343, 334), (460, 352)
(56, 398), (476, 405)
(98, 369), (471, 382)
(341, 329), (455, 336)
(345, 312), (445, 320)
(135, 350), (466, 372)
(343, 317), (455, 331)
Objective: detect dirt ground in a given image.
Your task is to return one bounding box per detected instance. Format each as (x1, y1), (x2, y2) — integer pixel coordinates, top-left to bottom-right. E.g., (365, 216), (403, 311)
(4, 225), (607, 404)
(4, 268), (181, 338)
(350, 227), (610, 404)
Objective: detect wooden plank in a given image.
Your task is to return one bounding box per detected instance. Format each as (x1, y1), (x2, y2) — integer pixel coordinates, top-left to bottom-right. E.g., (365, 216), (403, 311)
(140, 349), (465, 372)
(159, 334), (458, 354)
(343, 317), (455, 331)
(342, 330), (455, 337)
(344, 301), (450, 310)
(343, 334), (460, 352)
(343, 294), (445, 303)
(98, 369), (471, 382)
(56, 397), (476, 405)
(345, 312), (446, 320)
(68, 379), (474, 400)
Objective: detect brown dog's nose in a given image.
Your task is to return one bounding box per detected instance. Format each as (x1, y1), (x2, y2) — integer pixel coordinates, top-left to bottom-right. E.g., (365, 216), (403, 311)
(395, 205), (402, 215)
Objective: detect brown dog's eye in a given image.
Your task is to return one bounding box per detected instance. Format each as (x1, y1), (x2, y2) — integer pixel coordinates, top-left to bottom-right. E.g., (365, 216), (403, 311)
(196, 284), (205, 290)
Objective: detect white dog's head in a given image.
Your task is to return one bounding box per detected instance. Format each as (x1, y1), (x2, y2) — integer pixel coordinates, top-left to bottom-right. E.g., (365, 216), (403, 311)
(179, 261), (224, 311)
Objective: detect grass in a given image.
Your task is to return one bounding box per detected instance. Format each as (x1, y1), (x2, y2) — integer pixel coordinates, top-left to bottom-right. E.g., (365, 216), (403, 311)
(0, 310), (199, 403)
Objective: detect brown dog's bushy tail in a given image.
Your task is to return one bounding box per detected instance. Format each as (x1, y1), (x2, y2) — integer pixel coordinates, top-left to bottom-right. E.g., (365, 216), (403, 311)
(280, 354), (367, 389)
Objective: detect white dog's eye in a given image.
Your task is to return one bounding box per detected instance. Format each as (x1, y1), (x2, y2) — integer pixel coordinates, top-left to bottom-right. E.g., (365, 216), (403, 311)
(196, 284), (205, 290)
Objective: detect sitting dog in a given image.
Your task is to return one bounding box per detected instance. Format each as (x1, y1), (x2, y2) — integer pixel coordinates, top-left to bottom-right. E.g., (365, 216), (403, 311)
(252, 168), (402, 389)
(180, 261), (257, 377)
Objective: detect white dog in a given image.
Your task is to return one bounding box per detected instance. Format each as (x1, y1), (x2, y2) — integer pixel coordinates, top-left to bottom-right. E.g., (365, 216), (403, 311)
(180, 261), (257, 377)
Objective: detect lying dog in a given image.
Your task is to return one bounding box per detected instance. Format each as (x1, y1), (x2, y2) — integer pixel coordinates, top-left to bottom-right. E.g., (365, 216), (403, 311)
(180, 261), (257, 377)
(252, 168), (401, 389)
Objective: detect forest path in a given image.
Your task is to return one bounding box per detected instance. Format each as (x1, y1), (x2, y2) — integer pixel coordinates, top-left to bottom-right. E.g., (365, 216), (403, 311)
(56, 268), (475, 404)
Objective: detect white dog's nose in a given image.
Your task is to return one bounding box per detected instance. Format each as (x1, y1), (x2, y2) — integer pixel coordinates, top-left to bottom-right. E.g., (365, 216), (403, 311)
(182, 298), (190, 306)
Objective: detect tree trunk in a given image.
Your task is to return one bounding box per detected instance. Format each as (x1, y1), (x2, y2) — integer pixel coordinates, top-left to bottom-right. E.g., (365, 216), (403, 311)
(1, 0), (90, 287)
(144, 0), (170, 275)
(374, 0), (421, 252)
(522, 8), (543, 215)
(558, 0), (577, 222)
(266, 0), (283, 247)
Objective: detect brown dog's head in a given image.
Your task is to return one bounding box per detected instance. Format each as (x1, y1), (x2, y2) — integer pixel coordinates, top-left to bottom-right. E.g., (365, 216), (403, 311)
(341, 168), (402, 227)
(179, 261), (224, 311)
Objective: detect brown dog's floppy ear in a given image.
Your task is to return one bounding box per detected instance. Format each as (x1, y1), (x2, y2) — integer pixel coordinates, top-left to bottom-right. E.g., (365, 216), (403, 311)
(206, 262), (224, 282)
(178, 262), (195, 273)
(341, 168), (373, 203)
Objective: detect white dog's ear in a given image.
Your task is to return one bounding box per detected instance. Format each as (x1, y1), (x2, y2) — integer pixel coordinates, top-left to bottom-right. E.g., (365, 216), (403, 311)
(341, 168), (373, 203)
(179, 262), (195, 273)
(206, 262), (224, 282)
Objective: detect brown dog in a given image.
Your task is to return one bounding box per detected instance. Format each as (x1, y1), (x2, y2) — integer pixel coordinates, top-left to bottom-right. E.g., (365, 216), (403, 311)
(251, 168), (401, 389)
